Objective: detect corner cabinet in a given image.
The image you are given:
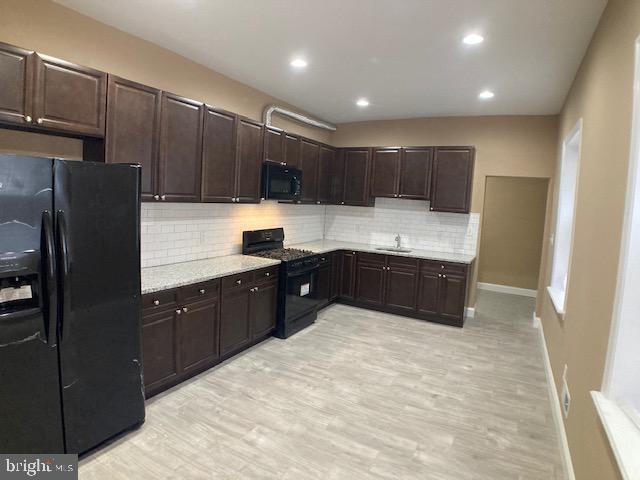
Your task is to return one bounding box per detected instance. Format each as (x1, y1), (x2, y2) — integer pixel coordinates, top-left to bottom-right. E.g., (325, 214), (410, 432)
(430, 147), (475, 213)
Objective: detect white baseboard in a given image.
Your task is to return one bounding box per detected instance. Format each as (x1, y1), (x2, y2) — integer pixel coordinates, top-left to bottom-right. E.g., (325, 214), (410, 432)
(535, 315), (576, 480)
(465, 307), (475, 318)
(477, 282), (537, 298)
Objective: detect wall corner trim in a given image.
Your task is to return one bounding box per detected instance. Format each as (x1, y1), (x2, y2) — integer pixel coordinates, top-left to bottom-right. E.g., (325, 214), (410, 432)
(465, 307), (475, 318)
(537, 316), (576, 480)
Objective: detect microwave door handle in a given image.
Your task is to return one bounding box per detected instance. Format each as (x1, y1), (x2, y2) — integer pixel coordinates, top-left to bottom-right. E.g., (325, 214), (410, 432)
(292, 176), (301, 195)
(41, 210), (57, 346)
(56, 210), (71, 342)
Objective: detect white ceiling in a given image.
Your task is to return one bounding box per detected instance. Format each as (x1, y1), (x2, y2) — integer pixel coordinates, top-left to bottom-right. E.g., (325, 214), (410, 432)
(55, 0), (607, 123)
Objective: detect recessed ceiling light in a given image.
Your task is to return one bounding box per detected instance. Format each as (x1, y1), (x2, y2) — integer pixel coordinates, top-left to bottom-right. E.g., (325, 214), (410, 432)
(290, 58), (308, 68)
(463, 34), (484, 45)
(478, 90), (495, 100)
(356, 98), (370, 107)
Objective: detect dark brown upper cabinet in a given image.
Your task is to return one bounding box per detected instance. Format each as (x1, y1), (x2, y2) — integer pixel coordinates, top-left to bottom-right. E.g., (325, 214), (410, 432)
(105, 75), (161, 201)
(264, 126), (284, 165)
(430, 147), (475, 213)
(235, 116), (264, 203)
(399, 147), (432, 200)
(299, 139), (319, 203)
(0, 42), (33, 127)
(317, 145), (340, 204)
(32, 53), (106, 137)
(371, 148), (401, 198)
(284, 133), (300, 168)
(158, 92), (204, 202)
(341, 147), (373, 206)
(201, 106), (237, 203)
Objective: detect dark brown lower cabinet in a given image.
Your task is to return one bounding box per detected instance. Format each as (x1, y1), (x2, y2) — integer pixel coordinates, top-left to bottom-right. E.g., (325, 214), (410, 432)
(249, 280), (278, 340)
(385, 265), (418, 312)
(339, 251), (357, 300)
(142, 268), (277, 398)
(317, 258), (332, 308)
(141, 308), (179, 393)
(329, 252), (341, 302)
(355, 254), (386, 307)
(417, 270), (440, 316)
(438, 274), (467, 323)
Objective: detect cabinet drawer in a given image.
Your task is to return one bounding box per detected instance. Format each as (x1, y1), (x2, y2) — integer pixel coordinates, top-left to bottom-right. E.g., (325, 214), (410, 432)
(254, 266), (279, 283)
(387, 255), (418, 269)
(358, 252), (386, 265)
(222, 271), (254, 290)
(142, 290), (177, 311)
(178, 279), (220, 303)
(421, 260), (468, 275)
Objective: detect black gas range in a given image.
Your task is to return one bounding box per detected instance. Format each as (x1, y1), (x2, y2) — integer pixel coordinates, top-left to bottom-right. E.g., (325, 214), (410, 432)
(242, 228), (322, 338)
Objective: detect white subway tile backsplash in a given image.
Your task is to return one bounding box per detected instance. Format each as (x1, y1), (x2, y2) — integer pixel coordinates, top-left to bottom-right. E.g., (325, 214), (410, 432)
(141, 197), (479, 268)
(324, 198), (479, 256)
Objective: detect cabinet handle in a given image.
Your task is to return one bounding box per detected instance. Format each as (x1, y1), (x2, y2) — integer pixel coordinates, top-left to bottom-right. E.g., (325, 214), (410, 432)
(36, 118), (44, 124)
(24, 115), (32, 123)
(236, 279), (242, 285)
(161, 195), (166, 201)
(430, 207), (434, 211)
(153, 299), (160, 306)
(442, 275), (446, 278)
(182, 307), (188, 313)
(438, 274), (442, 278)
(265, 272), (270, 276)
(199, 289), (206, 294)
(153, 195), (160, 201)
(341, 202), (345, 205)
(176, 309), (182, 315)
(316, 201), (321, 204)
(441, 265), (445, 269)
(394, 194), (398, 198)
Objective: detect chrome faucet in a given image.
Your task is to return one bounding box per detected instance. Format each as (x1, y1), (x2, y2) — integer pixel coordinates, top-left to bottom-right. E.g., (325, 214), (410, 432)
(395, 234), (401, 249)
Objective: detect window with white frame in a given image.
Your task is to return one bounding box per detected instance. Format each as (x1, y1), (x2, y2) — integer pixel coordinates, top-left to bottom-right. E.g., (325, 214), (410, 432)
(547, 120), (582, 315)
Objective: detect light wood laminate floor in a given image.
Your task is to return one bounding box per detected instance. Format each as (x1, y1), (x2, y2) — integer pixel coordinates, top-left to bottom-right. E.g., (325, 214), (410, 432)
(80, 291), (565, 479)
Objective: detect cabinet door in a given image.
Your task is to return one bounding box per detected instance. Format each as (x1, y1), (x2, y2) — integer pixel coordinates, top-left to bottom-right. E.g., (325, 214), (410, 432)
(385, 267), (418, 312)
(158, 93), (203, 202)
(249, 281), (278, 339)
(299, 139), (319, 203)
(178, 299), (219, 373)
(32, 53), (106, 136)
(343, 148), (372, 206)
(105, 76), (161, 201)
(235, 117), (264, 203)
(317, 146), (337, 204)
(329, 252), (341, 301)
(141, 309), (179, 391)
(0, 42), (33, 127)
(220, 288), (251, 356)
(202, 106), (237, 203)
(339, 251), (357, 300)
(371, 148), (400, 197)
(439, 274), (467, 323)
(264, 127), (284, 164)
(430, 147), (474, 213)
(417, 270), (440, 316)
(400, 147), (432, 200)
(284, 133), (300, 168)
(317, 263), (331, 308)
(356, 262), (386, 307)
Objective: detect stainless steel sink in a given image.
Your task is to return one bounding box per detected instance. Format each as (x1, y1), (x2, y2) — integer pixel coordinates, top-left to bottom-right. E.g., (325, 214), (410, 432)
(375, 247), (412, 253)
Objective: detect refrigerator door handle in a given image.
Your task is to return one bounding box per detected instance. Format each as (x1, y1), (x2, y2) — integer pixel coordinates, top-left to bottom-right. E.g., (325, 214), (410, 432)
(56, 210), (71, 342)
(41, 210), (58, 346)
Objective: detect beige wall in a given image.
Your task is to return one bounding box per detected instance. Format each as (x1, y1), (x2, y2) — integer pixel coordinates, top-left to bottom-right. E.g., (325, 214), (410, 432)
(0, 0), (331, 144)
(331, 115), (558, 306)
(478, 176), (548, 290)
(536, 0), (640, 479)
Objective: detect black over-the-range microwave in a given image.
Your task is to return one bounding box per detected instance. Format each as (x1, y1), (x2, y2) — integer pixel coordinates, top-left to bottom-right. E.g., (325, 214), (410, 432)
(261, 162), (303, 201)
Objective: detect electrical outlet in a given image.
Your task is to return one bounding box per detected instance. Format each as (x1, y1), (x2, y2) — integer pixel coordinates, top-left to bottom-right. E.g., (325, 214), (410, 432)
(561, 364), (571, 418)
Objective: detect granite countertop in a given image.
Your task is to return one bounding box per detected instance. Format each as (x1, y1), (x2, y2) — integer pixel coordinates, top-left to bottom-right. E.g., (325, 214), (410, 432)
(287, 240), (476, 264)
(141, 255), (280, 294)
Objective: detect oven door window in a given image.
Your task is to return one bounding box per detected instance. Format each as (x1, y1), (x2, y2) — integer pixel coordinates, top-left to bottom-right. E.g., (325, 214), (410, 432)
(286, 269), (320, 320)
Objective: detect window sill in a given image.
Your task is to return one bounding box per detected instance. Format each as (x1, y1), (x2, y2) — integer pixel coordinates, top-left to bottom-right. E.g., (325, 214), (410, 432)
(591, 391), (640, 480)
(546, 286), (566, 317)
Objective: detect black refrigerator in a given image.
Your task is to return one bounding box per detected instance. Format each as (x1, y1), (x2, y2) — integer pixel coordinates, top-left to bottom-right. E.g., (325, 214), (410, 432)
(0, 155), (145, 454)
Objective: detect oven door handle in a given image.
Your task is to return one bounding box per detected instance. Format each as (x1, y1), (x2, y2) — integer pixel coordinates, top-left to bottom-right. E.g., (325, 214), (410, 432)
(288, 265), (319, 277)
